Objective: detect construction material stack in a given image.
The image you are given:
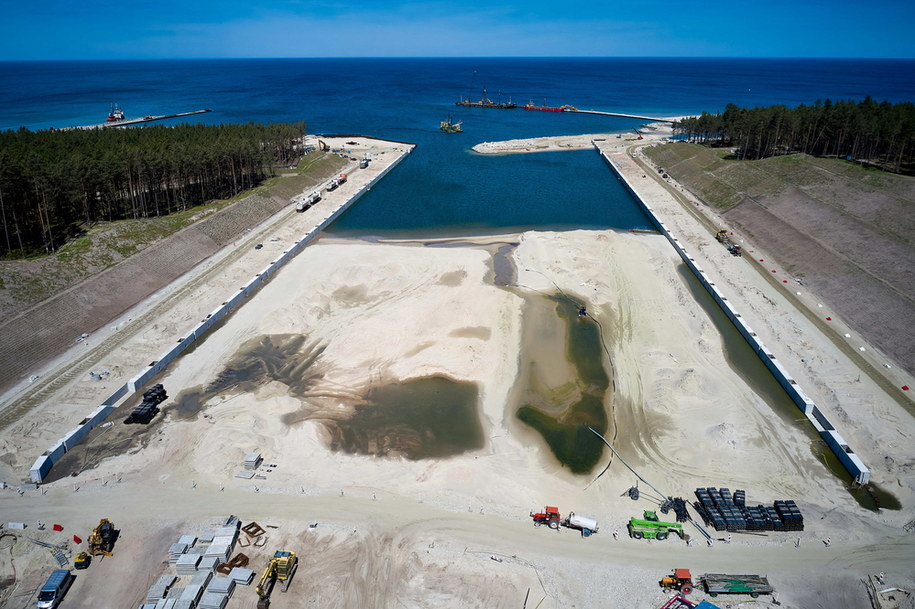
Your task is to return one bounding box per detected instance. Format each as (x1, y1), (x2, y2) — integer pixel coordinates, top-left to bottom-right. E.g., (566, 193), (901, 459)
(694, 487), (804, 532)
(126, 384), (167, 424)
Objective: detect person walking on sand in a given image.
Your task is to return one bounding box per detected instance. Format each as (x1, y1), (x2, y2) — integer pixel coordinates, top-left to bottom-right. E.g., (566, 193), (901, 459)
(612, 530), (619, 540)
(795, 537), (801, 548)
(823, 537), (831, 547)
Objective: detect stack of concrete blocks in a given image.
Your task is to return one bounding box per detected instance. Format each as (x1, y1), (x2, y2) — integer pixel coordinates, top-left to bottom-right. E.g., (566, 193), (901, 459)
(146, 575), (177, 604)
(197, 593), (228, 609)
(197, 556), (220, 573)
(244, 451), (262, 470)
(199, 577), (235, 609)
(228, 567), (255, 585)
(178, 571), (212, 607)
(172, 601), (194, 609)
(168, 542), (189, 563)
(205, 525), (238, 564)
(153, 600), (177, 609)
(175, 554), (201, 575)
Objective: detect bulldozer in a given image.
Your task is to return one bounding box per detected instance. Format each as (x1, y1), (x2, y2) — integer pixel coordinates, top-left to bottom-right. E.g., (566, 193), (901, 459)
(255, 550), (298, 609)
(87, 519), (116, 557)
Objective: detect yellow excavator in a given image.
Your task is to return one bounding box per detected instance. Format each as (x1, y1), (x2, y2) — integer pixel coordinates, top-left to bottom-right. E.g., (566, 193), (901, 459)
(255, 550), (298, 609)
(87, 519), (116, 557)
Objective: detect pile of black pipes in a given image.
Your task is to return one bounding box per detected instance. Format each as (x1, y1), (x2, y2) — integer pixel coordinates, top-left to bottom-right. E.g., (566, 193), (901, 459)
(125, 384), (167, 424)
(694, 487), (804, 532)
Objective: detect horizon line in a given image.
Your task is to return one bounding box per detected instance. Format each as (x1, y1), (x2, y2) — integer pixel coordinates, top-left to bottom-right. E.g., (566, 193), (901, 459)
(3, 56), (915, 62)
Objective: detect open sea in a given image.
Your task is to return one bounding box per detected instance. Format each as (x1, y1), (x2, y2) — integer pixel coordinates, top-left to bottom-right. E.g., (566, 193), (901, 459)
(2, 58), (914, 235)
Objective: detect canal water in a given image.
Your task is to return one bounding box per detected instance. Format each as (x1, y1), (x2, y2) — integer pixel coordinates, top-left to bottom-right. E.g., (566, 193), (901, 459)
(677, 266), (900, 511)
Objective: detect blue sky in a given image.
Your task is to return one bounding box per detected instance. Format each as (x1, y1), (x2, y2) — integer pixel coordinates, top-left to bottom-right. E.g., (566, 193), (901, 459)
(3, 0), (914, 60)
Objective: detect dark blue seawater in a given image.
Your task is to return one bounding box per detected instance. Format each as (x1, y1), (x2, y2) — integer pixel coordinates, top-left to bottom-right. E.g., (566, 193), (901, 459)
(2, 58), (914, 235)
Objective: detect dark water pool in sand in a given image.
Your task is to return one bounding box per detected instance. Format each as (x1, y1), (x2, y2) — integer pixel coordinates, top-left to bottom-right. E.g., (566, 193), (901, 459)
(323, 376), (483, 459)
(514, 295), (610, 474)
(171, 335), (483, 460)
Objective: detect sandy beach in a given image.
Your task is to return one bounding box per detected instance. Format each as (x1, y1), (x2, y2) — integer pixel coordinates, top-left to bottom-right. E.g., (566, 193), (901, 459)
(1, 129), (913, 609)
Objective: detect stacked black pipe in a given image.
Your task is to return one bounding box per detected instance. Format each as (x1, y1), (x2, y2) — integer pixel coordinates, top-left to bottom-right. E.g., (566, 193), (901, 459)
(125, 384), (167, 424)
(658, 497), (690, 523)
(694, 487), (804, 532)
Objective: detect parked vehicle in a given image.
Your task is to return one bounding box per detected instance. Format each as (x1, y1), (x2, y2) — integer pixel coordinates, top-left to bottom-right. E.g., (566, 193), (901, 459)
(628, 510), (685, 540)
(36, 570), (73, 609)
(530, 506), (598, 536)
(701, 573), (774, 598)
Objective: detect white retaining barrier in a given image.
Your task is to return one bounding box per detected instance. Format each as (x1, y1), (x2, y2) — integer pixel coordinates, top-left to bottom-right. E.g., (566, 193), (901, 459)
(597, 144), (870, 484)
(29, 142), (415, 483)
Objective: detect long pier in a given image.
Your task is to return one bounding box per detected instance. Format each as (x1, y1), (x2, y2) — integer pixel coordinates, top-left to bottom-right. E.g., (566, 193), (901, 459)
(567, 109), (675, 123)
(71, 109), (212, 130)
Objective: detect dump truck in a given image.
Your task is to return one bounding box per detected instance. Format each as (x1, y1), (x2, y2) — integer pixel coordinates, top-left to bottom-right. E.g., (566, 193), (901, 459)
(326, 173), (347, 191)
(660, 568), (695, 595)
(87, 519), (116, 556)
(700, 573), (774, 598)
(256, 550), (298, 609)
(562, 512), (599, 537)
(628, 510), (685, 540)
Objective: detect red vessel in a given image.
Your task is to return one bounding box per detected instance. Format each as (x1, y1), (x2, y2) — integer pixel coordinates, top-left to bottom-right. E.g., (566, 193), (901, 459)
(523, 103), (563, 112)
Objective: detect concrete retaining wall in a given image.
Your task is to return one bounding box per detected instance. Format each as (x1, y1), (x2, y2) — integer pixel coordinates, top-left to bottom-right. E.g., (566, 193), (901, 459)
(29, 143), (414, 483)
(597, 145), (870, 485)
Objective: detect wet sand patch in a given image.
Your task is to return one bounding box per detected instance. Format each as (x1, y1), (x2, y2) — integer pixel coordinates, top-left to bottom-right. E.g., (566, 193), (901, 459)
(513, 295), (610, 474)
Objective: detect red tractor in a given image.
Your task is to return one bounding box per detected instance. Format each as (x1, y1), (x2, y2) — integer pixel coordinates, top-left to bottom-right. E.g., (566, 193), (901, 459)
(531, 506), (561, 530)
(660, 569), (694, 595)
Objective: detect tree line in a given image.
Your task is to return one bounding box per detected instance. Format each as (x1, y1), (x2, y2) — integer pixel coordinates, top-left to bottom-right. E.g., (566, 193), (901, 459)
(0, 121), (306, 257)
(673, 98), (915, 174)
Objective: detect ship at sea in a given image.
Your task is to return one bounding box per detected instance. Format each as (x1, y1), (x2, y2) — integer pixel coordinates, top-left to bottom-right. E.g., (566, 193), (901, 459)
(456, 88), (516, 109)
(523, 102), (578, 113)
(107, 104), (125, 122)
(440, 116), (463, 133)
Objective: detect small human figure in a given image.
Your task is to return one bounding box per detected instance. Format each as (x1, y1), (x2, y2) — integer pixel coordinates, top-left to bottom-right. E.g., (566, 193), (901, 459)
(823, 537), (831, 547)
(795, 537), (801, 548)
(727, 533), (732, 544)
(706, 538), (713, 547)
(686, 538), (692, 547)
(340, 489), (344, 497)
(612, 530), (619, 540)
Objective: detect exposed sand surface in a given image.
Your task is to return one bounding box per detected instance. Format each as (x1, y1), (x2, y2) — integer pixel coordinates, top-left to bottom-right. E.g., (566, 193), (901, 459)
(1, 129), (913, 609)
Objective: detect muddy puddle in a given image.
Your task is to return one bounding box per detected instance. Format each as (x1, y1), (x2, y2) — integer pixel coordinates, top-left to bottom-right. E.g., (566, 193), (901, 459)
(318, 376), (483, 459)
(512, 294), (611, 474)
